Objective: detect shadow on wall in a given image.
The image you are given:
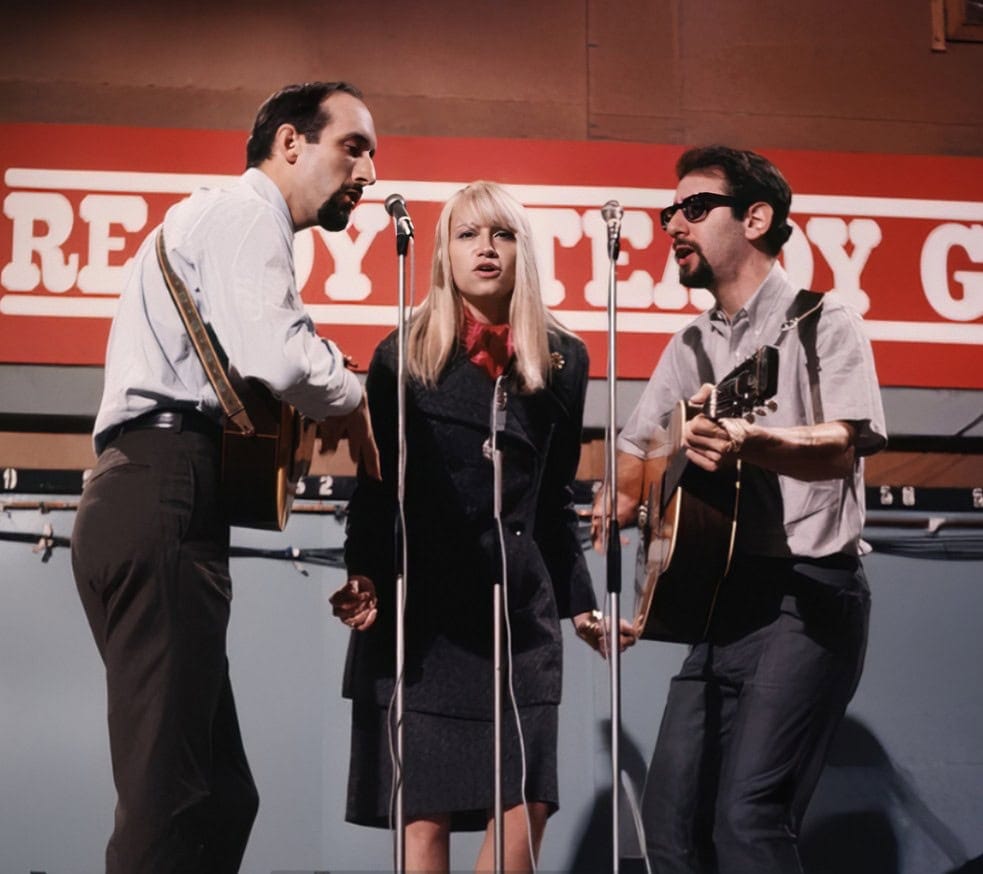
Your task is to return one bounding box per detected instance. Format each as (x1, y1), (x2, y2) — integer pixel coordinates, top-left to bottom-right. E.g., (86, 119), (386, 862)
(801, 716), (976, 874)
(565, 719), (651, 873)
(565, 716), (980, 874)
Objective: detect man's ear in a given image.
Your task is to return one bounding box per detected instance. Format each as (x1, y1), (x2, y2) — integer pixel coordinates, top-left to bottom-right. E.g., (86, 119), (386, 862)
(272, 123), (301, 164)
(744, 201), (774, 244)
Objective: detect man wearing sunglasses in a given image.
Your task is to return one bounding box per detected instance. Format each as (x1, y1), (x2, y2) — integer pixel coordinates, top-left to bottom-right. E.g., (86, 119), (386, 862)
(598, 146), (886, 872)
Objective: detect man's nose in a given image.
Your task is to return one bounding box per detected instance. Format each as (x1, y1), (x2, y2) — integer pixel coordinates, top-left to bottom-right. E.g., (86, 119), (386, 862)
(665, 208), (687, 236)
(354, 153), (376, 187)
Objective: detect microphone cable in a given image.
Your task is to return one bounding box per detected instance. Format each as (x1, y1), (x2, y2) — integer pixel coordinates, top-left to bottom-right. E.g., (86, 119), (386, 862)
(489, 375), (538, 873)
(496, 508), (539, 873)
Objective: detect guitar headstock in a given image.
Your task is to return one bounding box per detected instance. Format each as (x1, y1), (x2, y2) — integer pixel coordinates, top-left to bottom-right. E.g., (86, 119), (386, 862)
(707, 345), (779, 421)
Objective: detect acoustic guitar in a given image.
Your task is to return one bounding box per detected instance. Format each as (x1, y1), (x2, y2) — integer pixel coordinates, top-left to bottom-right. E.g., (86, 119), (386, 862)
(634, 345), (779, 643)
(154, 229), (318, 531)
(221, 376), (317, 531)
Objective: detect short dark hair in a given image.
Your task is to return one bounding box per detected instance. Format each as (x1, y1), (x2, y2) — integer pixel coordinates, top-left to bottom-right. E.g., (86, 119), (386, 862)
(245, 81), (364, 169)
(675, 145), (793, 255)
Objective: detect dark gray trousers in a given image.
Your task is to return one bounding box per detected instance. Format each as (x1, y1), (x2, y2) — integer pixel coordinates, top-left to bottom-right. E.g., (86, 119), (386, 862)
(72, 425), (258, 874)
(641, 555), (870, 874)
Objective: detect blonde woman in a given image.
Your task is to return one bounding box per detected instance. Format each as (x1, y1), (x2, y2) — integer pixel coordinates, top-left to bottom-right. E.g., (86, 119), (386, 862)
(332, 181), (607, 872)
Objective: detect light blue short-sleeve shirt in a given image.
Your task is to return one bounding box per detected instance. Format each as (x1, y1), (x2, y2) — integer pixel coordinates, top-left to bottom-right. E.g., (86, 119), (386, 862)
(619, 263), (887, 559)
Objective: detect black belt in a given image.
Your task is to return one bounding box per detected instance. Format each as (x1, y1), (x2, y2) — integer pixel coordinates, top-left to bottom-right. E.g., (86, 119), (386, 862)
(108, 409), (221, 444)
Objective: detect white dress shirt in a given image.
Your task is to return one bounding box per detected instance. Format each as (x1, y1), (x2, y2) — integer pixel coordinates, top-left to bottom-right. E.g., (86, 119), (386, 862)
(94, 168), (362, 452)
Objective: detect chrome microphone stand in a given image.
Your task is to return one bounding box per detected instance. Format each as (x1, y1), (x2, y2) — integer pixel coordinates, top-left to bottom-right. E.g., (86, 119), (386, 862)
(385, 194), (414, 874)
(486, 375), (508, 874)
(601, 199), (624, 874)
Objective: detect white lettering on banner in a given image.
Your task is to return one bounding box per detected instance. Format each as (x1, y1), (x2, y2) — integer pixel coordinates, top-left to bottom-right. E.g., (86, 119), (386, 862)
(920, 223), (983, 321)
(528, 208), (581, 306)
(2, 191), (79, 292)
(77, 194), (148, 294)
(653, 253), (690, 311)
(805, 217), (882, 314)
(780, 220), (816, 292)
(294, 210), (390, 303)
(2, 168), (983, 346)
(320, 204), (389, 301)
(583, 209), (662, 309)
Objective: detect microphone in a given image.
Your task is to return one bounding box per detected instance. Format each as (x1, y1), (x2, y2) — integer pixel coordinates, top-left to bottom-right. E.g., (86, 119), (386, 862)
(486, 375), (508, 517)
(601, 199), (623, 259)
(483, 376), (508, 461)
(491, 376), (508, 437)
(384, 193), (415, 239)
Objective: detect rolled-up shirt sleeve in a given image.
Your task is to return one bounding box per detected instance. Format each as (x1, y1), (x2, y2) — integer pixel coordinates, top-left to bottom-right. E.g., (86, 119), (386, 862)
(808, 296), (887, 457)
(190, 188), (362, 421)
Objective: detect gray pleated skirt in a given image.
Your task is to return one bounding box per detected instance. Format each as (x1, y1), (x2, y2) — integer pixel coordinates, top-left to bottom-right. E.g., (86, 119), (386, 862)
(345, 701), (559, 832)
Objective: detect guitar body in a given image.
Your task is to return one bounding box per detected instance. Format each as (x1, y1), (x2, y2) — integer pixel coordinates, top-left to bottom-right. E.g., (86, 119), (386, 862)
(634, 409), (740, 642)
(221, 378), (317, 531)
(632, 345), (779, 643)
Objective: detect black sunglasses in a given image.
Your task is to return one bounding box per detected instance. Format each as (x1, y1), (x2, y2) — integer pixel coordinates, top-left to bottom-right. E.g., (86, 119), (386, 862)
(660, 192), (740, 230)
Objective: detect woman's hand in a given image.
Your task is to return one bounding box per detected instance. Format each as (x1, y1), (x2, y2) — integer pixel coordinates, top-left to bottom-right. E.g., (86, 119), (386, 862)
(329, 575), (378, 632)
(573, 610), (638, 659)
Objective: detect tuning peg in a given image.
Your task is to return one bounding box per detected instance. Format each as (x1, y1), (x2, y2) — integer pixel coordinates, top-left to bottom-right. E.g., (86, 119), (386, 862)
(743, 412), (756, 423)
(766, 400), (778, 412)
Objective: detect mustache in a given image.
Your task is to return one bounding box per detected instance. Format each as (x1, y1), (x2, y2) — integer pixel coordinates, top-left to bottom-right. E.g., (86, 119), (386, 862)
(673, 238), (703, 256)
(341, 185), (364, 206)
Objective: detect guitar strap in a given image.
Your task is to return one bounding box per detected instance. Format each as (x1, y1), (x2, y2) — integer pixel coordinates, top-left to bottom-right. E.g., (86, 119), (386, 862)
(773, 288), (824, 348)
(154, 229), (256, 436)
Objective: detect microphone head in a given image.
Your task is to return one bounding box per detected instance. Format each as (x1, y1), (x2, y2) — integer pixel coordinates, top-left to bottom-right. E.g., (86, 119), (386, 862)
(601, 199), (624, 223)
(384, 192), (414, 239)
(384, 193), (406, 216)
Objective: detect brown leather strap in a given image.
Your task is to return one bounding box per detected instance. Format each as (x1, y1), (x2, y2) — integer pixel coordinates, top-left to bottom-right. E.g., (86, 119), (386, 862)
(154, 230), (255, 435)
(774, 289), (824, 346)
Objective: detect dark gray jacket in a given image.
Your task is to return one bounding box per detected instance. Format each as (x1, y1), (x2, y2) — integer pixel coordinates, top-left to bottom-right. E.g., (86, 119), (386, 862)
(343, 328), (595, 718)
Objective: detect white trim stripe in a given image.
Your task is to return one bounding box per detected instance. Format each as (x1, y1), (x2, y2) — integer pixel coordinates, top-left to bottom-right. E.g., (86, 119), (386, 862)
(3, 295), (981, 344)
(5, 168), (983, 220)
(0, 295), (119, 318)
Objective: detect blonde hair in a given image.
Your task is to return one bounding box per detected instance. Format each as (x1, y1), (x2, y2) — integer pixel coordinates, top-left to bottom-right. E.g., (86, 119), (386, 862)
(406, 180), (564, 392)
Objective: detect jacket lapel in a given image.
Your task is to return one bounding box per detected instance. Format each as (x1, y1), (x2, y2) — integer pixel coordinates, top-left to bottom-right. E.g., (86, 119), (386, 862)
(413, 352), (540, 453)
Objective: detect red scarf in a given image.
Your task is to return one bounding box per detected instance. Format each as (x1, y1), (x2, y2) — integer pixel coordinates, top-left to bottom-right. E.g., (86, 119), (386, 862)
(461, 308), (513, 379)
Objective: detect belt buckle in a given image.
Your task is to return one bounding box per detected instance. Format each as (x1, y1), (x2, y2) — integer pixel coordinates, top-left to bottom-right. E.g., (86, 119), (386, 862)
(158, 410), (182, 431)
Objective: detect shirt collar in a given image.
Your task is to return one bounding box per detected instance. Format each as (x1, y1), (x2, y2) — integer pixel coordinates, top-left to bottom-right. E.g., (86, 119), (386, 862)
(242, 167), (294, 232)
(709, 261), (793, 328)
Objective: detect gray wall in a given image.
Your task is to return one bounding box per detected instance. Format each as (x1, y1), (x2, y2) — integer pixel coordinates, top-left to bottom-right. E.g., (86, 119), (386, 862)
(4, 365), (982, 438)
(2, 504), (981, 874)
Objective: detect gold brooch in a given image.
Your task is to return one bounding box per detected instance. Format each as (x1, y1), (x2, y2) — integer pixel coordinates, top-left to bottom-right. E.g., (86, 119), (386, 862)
(550, 351), (565, 371)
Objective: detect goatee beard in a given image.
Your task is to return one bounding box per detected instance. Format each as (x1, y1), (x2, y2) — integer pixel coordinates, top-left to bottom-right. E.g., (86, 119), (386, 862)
(316, 191), (352, 231)
(679, 250), (714, 289)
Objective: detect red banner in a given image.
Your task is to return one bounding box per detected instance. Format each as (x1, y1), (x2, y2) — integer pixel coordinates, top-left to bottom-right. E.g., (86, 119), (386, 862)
(2, 124), (982, 387)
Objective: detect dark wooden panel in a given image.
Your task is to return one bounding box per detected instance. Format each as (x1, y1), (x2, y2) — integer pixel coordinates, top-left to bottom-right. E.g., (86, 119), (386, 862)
(1, 0), (979, 154)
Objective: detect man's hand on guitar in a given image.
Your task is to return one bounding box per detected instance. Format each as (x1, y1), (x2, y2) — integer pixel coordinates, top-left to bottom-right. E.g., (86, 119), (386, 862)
(329, 575), (378, 632)
(573, 610), (638, 658)
(684, 383), (751, 473)
(317, 393), (382, 480)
